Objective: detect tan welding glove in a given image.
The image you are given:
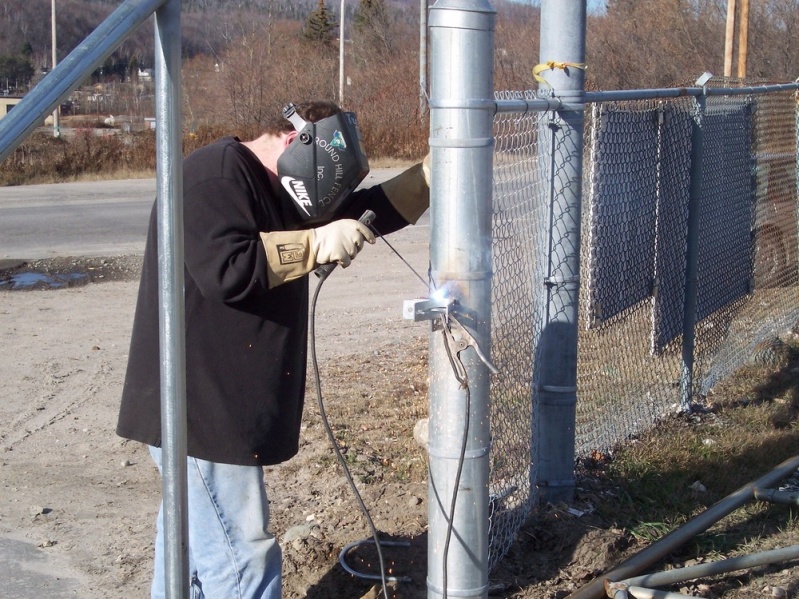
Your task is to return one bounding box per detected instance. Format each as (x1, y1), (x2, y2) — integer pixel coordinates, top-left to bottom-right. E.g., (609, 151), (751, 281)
(380, 153), (431, 224)
(260, 219), (375, 288)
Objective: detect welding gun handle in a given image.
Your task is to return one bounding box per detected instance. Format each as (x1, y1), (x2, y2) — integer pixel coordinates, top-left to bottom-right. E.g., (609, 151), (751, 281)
(314, 210), (377, 280)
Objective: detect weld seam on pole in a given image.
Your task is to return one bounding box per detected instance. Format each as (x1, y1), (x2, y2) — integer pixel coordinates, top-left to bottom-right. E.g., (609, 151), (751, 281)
(426, 580), (490, 597)
(429, 98), (497, 110)
(431, 270), (493, 281)
(428, 138), (495, 148)
(429, 6), (494, 32)
(427, 445), (491, 460)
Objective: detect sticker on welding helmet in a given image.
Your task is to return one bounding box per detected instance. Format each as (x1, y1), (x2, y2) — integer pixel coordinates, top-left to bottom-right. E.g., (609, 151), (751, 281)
(330, 130), (347, 150)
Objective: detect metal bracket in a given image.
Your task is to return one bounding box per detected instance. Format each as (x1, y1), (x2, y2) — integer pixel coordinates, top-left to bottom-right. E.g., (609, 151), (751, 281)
(403, 294), (499, 375)
(402, 295), (455, 322)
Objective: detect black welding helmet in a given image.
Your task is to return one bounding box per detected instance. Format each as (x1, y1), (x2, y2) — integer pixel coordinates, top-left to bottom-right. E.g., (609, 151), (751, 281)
(276, 103), (370, 228)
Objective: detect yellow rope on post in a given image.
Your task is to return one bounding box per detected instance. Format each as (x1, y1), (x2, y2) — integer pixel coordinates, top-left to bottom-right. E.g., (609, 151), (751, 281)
(533, 60), (587, 86)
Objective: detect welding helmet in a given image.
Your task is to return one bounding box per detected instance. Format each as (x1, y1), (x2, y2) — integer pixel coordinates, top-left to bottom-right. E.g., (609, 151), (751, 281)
(276, 103), (370, 228)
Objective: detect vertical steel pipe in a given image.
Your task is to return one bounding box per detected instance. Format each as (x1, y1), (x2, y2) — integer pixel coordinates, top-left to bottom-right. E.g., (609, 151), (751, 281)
(154, 1), (188, 597)
(427, 1), (495, 598)
(679, 90), (706, 411)
(535, 0), (586, 505)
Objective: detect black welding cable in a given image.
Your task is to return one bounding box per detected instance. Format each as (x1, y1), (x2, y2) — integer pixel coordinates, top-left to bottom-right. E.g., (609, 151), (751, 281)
(311, 222), (469, 599)
(310, 271), (391, 599)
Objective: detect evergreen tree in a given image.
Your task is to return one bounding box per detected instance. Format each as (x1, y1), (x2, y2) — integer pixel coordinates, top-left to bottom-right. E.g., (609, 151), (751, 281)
(303, 0), (337, 44)
(0, 53), (34, 89)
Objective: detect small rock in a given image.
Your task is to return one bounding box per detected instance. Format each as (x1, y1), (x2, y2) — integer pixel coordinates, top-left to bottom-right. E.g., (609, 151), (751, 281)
(772, 586), (787, 598)
(689, 481), (707, 493)
(121, 460), (132, 467)
(38, 539), (56, 548)
(283, 523), (318, 544)
(413, 418), (429, 450)
(407, 495), (422, 507)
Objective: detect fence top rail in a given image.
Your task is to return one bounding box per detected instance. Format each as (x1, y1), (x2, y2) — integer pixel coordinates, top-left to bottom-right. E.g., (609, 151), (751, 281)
(494, 81), (798, 115)
(494, 97), (565, 114)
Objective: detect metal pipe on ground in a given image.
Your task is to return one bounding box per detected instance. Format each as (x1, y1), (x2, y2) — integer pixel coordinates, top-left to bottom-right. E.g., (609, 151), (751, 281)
(567, 454), (799, 599)
(605, 581), (701, 599)
(620, 545), (799, 591)
(754, 487), (799, 506)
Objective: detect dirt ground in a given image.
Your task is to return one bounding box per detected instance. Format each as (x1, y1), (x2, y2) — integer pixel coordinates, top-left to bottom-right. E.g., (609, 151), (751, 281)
(2, 245), (799, 598)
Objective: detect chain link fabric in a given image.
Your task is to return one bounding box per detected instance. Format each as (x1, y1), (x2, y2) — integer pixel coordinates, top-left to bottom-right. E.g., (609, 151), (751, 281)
(487, 82), (799, 572)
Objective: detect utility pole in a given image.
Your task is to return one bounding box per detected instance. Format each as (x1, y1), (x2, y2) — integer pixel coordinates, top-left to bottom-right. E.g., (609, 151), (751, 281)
(51, 0), (60, 137)
(723, 0), (750, 79)
(737, 0), (749, 78)
(339, 0), (345, 105)
(723, 0), (736, 77)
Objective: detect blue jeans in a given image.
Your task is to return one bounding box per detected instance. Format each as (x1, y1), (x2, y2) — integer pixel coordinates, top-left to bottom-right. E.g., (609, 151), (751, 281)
(149, 446), (282, 599)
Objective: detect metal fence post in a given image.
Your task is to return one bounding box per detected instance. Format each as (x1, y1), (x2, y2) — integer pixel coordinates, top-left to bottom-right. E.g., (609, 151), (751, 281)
(154, 1), (188, 597)
(535, 0), (586, 505)
(679, 81), (708, 412)
(427, 1), (495, 598)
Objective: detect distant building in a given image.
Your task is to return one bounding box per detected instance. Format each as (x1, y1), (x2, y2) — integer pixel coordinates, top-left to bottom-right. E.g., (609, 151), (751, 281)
(1, 94), (58, 126)
(0, 95), (22, 118)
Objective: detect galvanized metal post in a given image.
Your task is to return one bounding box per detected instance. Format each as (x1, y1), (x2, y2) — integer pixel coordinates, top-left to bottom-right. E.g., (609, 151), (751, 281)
(427, 1), (495, 598)
(679, 85), (707, 412)
(535, 0), (586, 505)
(154, 1), (188, 597)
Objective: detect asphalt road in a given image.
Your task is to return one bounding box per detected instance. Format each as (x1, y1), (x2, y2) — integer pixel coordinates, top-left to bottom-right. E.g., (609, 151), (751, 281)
(0, 168), (411, 261)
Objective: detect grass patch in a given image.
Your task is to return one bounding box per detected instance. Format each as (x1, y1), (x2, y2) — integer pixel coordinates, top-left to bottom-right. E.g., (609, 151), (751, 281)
(589, 335), (799, 563)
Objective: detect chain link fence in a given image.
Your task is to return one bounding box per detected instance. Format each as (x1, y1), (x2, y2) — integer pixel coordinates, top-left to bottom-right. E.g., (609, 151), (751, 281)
(488, 90), (549, 570)
(487, 82), (799, 570)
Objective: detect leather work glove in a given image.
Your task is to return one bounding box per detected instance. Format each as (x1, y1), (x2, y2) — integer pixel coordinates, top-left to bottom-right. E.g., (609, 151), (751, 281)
(260, 219), (375, 288)
(380, 153), (431, 224)
(312, 218), (375, 267)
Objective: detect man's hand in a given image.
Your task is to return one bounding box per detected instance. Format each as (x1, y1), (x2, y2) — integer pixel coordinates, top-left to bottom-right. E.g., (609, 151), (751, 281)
(312, 219), (375, 268)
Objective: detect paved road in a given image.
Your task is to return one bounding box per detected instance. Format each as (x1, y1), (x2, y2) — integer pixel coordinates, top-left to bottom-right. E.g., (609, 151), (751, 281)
(0, 168), (411, 261)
